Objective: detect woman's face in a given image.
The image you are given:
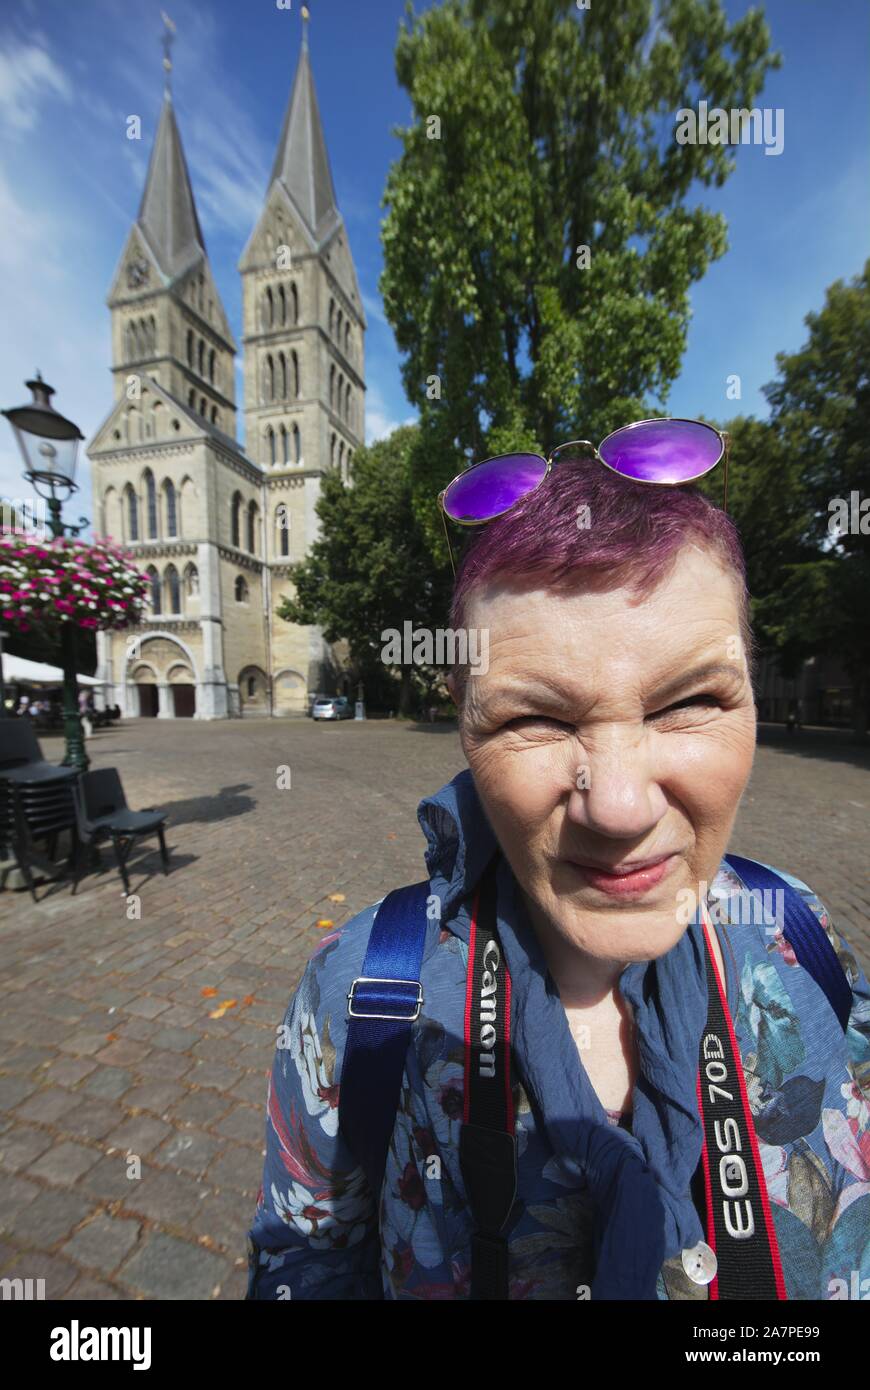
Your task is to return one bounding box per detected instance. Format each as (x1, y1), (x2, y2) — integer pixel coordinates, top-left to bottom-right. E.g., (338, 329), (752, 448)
(455, 545), (757, 965)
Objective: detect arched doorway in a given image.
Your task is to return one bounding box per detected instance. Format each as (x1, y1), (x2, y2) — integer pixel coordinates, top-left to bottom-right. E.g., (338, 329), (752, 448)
(273, 668), (306, 716)
(168, 664), (196, 718)
(238, 665), (269, 716)
(132, 663), (159, 717)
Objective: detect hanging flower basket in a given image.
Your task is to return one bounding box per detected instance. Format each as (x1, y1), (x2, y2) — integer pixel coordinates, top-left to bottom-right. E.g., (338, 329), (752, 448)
(0, 532), (149, 634)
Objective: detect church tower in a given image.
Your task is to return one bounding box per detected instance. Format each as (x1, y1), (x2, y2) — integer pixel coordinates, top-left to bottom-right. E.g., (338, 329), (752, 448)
(239, 11), (366, 700)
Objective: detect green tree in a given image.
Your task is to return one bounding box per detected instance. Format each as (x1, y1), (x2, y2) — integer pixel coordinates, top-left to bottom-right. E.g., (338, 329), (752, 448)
(757, 261), (870, 737)
(277, 425), (453, 716)
(380, 0), (780, 555)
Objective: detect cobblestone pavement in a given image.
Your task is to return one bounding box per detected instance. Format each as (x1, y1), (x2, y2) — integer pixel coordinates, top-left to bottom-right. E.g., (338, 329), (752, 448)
(0, 718), (867, 1300)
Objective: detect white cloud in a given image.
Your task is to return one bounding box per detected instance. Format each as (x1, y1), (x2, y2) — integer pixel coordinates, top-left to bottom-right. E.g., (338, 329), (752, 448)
(0, 41), (73, 134)
(365, 382), (416, 445)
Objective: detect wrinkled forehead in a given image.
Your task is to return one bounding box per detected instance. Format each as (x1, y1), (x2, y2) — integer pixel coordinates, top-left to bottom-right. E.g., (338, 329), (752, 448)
(459, 547), (747, 675)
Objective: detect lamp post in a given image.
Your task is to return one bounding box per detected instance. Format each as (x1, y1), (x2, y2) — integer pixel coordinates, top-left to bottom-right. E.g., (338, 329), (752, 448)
(2, 372), (90, 771)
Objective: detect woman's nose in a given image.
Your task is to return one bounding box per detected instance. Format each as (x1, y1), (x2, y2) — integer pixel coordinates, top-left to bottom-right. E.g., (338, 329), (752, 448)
(566, 741), (668, 839)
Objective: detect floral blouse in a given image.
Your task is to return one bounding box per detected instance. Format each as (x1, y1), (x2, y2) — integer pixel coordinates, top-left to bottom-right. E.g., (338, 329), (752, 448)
(247, 789), (870, 1301)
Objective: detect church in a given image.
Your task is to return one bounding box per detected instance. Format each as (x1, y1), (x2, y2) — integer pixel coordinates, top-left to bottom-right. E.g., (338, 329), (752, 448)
(87, 17), (365, 717)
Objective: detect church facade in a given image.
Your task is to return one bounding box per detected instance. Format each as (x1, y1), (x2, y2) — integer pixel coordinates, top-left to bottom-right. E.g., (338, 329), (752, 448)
(87, 29), (365, 717)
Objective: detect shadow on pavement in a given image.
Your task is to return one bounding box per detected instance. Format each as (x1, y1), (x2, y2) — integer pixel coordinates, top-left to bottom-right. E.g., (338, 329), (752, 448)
(756, 723), (870, 772)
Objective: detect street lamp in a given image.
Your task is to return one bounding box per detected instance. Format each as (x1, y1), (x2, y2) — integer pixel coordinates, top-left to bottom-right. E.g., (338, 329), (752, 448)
(2, 372), (90, 770)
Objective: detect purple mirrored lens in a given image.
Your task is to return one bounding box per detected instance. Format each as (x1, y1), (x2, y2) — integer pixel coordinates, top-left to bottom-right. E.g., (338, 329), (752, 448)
(442, 453), (548, 522)
(598, 419), (722, 484)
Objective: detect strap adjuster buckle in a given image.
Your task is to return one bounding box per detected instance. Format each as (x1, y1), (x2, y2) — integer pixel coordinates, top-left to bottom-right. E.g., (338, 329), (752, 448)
(347, 976), (424, 1022)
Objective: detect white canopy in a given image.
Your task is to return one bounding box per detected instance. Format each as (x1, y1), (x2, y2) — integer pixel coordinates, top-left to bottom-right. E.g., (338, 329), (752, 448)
(1, 654), (101, 686)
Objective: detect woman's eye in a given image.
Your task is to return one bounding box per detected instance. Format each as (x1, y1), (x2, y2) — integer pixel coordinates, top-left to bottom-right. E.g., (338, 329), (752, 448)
(649, 693), (721, 720)
(503, 714), (571, 732)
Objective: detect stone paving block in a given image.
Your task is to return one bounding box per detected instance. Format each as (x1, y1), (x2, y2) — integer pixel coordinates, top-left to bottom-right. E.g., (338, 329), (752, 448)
(0, 1076), (41, 1112)
(155, 1129), (222, 1178)
(79, 1153), (146, 1204)
(135, 1050), (195, 1082)
(14, 1087), (81, 1126)
(117, 1166), (207, 1229)
(116, 1230), (231, 1300)
(56, 1098), (121, 1143)
(184, 1060), (245, 1092)
(28, 1140), (102, 1187)
(212, 1103), (262, 1146)
(0, 1249), (81, 1299)
(2, 1045), (56, 1075)
(105, 1116), (172, 1157)
(82, 1067), (134, 1101)
(62, 1274), (125, 1299)
(61, 1212), (142, 1274)
(122, 1081), (186, 1116)
(42, 1057), (98, 1088)
(5, 1187), (94, 1248)
(0, 1123), (55, 1173)
(190, 1189), (253, 1256)
(124, 996), (172, 1021)
(169, 1089), (231, 1129)
(95, 1039), (145, 1068)
(0, 1174), (42, 1233)
(205, 1149), (262, 1196)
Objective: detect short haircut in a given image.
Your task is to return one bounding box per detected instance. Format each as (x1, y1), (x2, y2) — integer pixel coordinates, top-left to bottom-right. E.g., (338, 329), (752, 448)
(448, 455), (754, 694)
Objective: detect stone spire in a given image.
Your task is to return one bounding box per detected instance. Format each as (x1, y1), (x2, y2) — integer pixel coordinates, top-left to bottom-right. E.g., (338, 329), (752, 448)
(267, 9), (340, 246)
(136, 37), (206, 283)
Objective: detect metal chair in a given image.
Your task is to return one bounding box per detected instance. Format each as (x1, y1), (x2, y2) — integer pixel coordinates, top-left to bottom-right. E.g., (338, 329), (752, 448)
(71, 768), (169, 896)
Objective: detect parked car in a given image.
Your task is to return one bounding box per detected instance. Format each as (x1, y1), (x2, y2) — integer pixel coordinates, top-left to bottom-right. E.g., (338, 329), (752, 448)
(311, 695), (354, 721)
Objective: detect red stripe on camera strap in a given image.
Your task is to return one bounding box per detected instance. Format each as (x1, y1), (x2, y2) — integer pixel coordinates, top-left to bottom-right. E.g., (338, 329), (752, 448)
(696, 913), (787, 1300)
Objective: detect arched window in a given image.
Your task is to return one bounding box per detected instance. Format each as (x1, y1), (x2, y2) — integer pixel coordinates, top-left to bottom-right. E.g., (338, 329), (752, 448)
(234, 575), (248, 603)
(330, 432), (336, 467)
(291, 283), (299, 324)
(198, 274), (205, 311)
(267, 426), (276, 468)
(208, 348), (215, 383)
(292, 422), (301, 465)
(188, 388), (196, 408)
(278, 509), (289, 557)
(337, 309), (343, 344)
(184, 563), (199, 598)
(165, 564), (181, 615)
(149, 316), (157, 353)
(199, 396), (206, 416)
(291, 350), (299, 398)
(143, 469), (158, 539)
(164, 479), (177, 537)
(231, 492), (242, 548)
(265, 286), (274, 327)
(198, 339), (205, 375)
(278, 285), (286, 326)
(147, 565), (161, 612)
(265, 355), (274, 402)
(186, 329), (193, 366)
(345, 382), (351, 422)
(347, 449), (353, 477)
(280, 424), (288, 466)
(247, 499), (258, 553)
(329, 364), (336, 409)
(279, 352), (287, 400)
(125, 484), (139, 541)
(344, 322), (350, 355)
(329, 298), (335, 335)
(210, 405), (218, 424)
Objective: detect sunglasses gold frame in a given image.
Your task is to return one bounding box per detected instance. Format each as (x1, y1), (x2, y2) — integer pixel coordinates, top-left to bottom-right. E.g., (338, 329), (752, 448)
(437, 417), (730, 575)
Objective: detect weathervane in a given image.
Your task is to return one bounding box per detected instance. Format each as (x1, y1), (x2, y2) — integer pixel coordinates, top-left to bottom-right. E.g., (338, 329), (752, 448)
(161, 10), (176, 95)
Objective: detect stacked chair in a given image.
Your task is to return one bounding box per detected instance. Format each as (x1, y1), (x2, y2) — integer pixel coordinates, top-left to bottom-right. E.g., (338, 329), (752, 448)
(0, 718), (78, 901)
(0, 719), (170, 901)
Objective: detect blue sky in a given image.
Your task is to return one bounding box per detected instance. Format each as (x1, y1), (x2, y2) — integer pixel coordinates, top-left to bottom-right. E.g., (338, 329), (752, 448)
(0, 0), (867, 512)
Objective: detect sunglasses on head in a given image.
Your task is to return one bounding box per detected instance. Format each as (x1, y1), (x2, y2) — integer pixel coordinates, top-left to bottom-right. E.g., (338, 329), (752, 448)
(437, 416), (730, 574)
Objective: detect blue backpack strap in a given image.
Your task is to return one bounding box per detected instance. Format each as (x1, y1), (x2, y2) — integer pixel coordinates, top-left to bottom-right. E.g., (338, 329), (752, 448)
(724, 853), (851, 1033)
(339, 880), (431, 1204)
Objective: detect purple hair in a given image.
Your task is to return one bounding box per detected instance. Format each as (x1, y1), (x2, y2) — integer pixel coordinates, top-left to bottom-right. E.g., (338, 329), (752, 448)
(449, 455), (752, 665)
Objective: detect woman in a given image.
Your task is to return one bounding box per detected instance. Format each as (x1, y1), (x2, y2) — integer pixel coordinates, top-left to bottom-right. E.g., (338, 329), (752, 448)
(247, 426), (870, 1300)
